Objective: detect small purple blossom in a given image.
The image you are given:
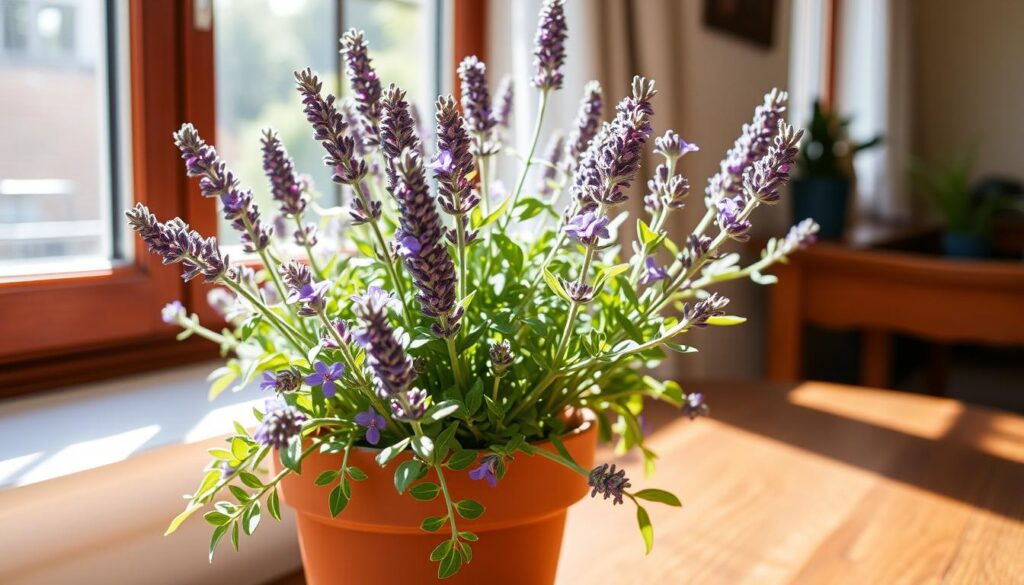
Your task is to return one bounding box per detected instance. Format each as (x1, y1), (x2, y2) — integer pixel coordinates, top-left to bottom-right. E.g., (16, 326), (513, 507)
(532, 0), (567, 90)
(645, 163), (691, 213)
(261, 369), (301, 393)
(161, 300), (185, 324)
(322, 319), (353, 348)
(715, 195), (752, 241)
(305, 361), (346, 398)
(288, 280), (330, 317)
(564, 211), (609, 246)
(255, 398), (306, 449)
(640, 256), (670, 286)
(587, 463), (630, 505)
(654, 130), (699, 161)
(682, 392), (710, 419)
(354, 407), (386, 445)
(469, 455), (500, 487)
(684, 293), (730, 328)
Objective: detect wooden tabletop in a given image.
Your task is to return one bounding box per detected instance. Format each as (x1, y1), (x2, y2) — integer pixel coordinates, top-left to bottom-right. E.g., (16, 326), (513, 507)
(556, 380), (1024, 584)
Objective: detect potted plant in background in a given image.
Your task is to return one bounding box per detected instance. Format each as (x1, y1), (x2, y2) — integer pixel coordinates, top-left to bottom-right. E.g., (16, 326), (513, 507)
(912, 154), (1014, 259)
(792, 99), (882, 239)
(132, 1), (818, 582)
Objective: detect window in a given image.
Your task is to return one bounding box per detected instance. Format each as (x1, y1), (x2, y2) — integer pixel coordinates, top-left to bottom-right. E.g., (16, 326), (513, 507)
(0, 0), (471, 397)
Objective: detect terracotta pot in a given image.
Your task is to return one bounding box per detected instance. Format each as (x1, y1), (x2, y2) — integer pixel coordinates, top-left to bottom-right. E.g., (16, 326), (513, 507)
(273, 421), (597, 585)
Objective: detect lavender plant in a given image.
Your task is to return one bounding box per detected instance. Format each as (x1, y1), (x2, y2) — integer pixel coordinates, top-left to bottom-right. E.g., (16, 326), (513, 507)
(140, 0), (817, 578)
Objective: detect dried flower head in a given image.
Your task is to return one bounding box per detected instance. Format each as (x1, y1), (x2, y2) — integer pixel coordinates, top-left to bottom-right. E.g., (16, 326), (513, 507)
(587, 463), (631, 505)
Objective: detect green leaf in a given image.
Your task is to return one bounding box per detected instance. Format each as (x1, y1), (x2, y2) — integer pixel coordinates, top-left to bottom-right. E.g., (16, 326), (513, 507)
(411, 436), (435, 463)
(241, 502), (261, 535)
(438, 547), (463, 579)
(542, 267), (572, 303)
(599, 262), (631, 282)
(231, 520), (239, 551)
(636, 505), (654, 555)
(409, 481), (440, 501)
(705, 315), (747, 326)
(328, 485), (348, 517)
(394, 460), (424, 494)
(424, 400), (461, 423)
(209, 524), (229, 562)
(267, 489), (281, 521)
(454, 499), (485, 520)
(280, 435), (303, 473)
(230, 437), (250, 461)
(315, 470), (339, 486)
(637, 218), (660, 247)
(346, 466), (368, 481)
(457, 541), (473, 563)
(457, 289), (477, 310)
(433, 422), (461, 458)
(166, 503), (202, 535)
(664, 342), (698, 354)
(633, 488), (682, 507)
(208, 370), (237, 401)
(430, 539), (454, 562)
(238, 471), (262, 489)
(228, 485), (250, 502)
(204, 511), (231, 526)
(444, 449), (477, 471)
(458, 530), (479, 542)
(420, 515), (446, 532)
(376, 438), (411, 466)
(478, 192), (513, 228)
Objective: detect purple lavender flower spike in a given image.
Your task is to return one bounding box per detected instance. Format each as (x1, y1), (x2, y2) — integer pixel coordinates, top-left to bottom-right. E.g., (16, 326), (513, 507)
(305, 361), (346, 398)
(255, 398), (306, 449)
(707, 88), (788, 202)
(777, 218), (820, 256)
(340, 29), (383, 148)
(469, 455), (501, 487)
(434, 94), (480, 245)
(743, 121), (803, 204)
(161, 300), (185, 324)
(352, 286), (421, 420)
(715, 195), (752, 241)
(571, 76), (657, 210)
(640, 256), (670, 286)
(536, 132), (564, 199)
(587, 463), (631, 505)
(492, 75), (514, 129)
(392, 149), (462, 338)
(564, 81), (603, 171)
(174, 124), (272, 253)
(379, 85), (425, 195)
(295, 69), (371, 207)
(458, 56), (496, 154)
(684, 293), (730, 328)
(354, 407), (386, 445)
(532, 0), (567, 90)
(645, 163), (692, 213)
(564, 211), (609, 246)
(261, 129), (308, 216)
(280, 260), (312, 293)
(682, 392), (710, 420)
(125, 203), (228, 283)
(261, 369), (301, 393)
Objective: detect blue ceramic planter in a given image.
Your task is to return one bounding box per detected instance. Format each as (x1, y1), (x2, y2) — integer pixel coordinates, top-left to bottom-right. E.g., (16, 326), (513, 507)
(942, 232), (989, 259)
(791, 177), (850, 240)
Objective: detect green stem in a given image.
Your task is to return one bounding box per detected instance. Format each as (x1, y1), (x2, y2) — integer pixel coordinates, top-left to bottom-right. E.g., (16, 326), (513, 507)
(223, 278), (307, 353)
(293, 215), (325, 279)
(354, 181), (415, 328)
(434, 462), (460, 544)
(498, 89), (550, 232)
(445, 335), (467, 391)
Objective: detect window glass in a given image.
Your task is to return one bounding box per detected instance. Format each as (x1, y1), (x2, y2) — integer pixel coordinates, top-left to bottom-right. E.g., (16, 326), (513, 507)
(0, 0), (120, 275)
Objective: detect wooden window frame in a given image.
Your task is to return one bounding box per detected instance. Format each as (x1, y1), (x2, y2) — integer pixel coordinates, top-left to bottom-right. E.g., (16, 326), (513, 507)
(1, 0), (484, 399)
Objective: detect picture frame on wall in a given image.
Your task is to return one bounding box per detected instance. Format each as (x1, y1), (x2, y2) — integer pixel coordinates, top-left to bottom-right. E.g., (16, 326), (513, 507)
(703, 0), (776, 48)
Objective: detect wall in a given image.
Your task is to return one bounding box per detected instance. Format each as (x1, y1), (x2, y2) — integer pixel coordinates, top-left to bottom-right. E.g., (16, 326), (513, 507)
(911, 0), (1024, 180)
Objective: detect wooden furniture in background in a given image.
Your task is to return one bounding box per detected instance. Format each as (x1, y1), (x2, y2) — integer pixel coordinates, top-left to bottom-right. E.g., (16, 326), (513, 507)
(766, 241), (1024, 391)
(268, 380), (1024, 584)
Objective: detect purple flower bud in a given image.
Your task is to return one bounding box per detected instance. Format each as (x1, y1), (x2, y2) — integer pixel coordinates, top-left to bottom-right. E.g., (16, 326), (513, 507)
(261, 129), (308, 216)
(469, 454), (501, 487)
(161, 300), (185, 324)
(354, 407), (386, 445)
(564, 211), (609, 246)
(536, 132), (565, 199)
(532, 0), (568, 90)
(340, 29), (383, 148)
(255, 398), (306, 449)
(280, 260), (312, 293)
(715, 195), (752, 241)
(261, 369), (301, 394)
(684, 293), (730, 328)
(587, 463), (630, 505)
(564, 81), (603, 172)
(682, 392), (710, 420)
(492, 75), (514, 129)
(293, 223), (318, 248)
(645, 163), (692, 213)
(353, 286), (420, 418)
(777, 218), (820, 255)
(654, 130), (699, 161)
(559, 277), (595, 304)
(288, 280), (330, 317)
(322, 319), (354, 349)
(640, 256), (670, 286)
(489, 340), (514, 377)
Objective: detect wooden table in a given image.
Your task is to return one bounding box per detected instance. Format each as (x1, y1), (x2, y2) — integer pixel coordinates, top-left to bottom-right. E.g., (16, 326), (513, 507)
(556, 381), (1024, 584)
(269, 381), (1024, 584)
